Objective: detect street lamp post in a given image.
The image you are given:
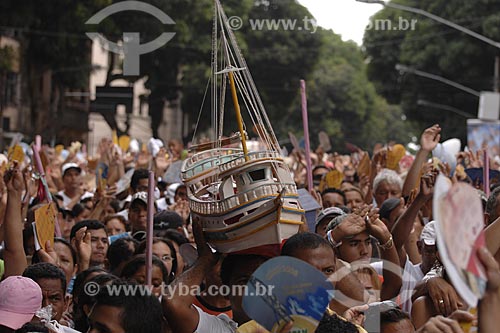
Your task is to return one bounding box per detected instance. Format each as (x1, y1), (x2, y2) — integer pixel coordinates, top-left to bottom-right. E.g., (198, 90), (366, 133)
(417, 100), (475, 118)
(395, 64), (480, 98)
(356, 0), (500, 49)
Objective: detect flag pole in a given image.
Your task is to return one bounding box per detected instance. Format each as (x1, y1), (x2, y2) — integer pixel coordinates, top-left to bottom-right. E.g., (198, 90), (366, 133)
(301, 80), (313, 192)
(484, 148), (490, 197)
(146, 171), (155, 287)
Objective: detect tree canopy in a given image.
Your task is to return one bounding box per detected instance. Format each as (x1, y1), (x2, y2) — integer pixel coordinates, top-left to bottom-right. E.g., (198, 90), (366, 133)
(1, 0), (420, 151)
(284, 28), (414, 151)
(363, 0), (500, 144)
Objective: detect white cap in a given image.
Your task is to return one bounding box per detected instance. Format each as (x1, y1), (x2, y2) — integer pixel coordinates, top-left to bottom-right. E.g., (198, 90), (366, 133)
(61, 163), (81, 176)
(420, 220), (436, 246)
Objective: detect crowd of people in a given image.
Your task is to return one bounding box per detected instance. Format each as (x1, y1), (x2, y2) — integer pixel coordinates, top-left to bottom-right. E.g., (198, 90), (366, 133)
(0, 124), (499, 333)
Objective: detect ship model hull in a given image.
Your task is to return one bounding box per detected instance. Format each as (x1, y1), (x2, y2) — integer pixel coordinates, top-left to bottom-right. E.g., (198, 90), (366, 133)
(182, 148), (304, 253)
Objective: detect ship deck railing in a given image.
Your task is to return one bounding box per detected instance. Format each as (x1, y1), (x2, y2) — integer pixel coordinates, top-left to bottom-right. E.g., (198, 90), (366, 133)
(189, 182), (298, 217)
(182, 149), (283, 180)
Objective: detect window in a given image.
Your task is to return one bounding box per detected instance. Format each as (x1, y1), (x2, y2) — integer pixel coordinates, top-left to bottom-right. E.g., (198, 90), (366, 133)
(2, 117), (9, 131)
(248, 169), (266, 182)
(4, 72), (18, 105)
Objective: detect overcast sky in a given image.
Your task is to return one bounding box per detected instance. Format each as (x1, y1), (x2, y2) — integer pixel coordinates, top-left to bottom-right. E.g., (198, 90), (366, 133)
(298, 0), (383, 45)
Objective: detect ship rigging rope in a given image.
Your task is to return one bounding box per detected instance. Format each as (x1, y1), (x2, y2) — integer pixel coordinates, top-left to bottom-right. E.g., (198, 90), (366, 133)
(212, 1), (218, 150)
(215, 0), (283, 176)
(218, 2), (282, 152)
(209, 0), (293, 185)
(223, 0), (289, 177)
(191, 76), (211, 144)
(232, 70), (282, 177)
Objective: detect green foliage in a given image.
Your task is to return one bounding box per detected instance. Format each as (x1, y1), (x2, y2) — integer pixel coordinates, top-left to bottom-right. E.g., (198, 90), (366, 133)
(363, 0), (500, 144)
(171, 0), (322, 139)
(116, 0), (415, 150)
(286, 29), (415, 152)
(242, 0), (322, 134)
(0, 0), (417, 150)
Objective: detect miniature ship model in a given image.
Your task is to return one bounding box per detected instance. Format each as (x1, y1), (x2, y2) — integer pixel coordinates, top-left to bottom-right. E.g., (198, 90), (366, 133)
(181, 0), (305, 253)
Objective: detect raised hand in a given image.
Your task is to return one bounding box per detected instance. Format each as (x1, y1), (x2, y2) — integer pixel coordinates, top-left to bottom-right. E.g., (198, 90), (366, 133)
(108, 144), (124, 167)
(478, 246), (500, 295)
(436, 161), (452, 178)
(0, 183), (7, 209)
(137, 150), (150, 169)
(372, 149), (387, 169)
(420, 124), (441, 152)
(105, 184), (117, 198)
(353, 204), (391, 243)
(366, 215), (391, 244)
(155, 147), (171, 173)
(422, 161), (433, 175)
(309, 189), (323, 207)
(37, 240), (58, 265)
(358, 174), (371, 197)
(343, 304), (369, 326)
(123, 152), (136, 165)
(427, 277), (462, 317)
(477, 247), (500, 332)
(333, 153), (344, 172)
(74, 226), (92, 272)
(192, 217), (218, 265)
(332, 214), (367, 242)
(24, 168), (38, 200)
(352, 204), (377, 221)
(467, 150), (483, 169)
(4, 162), (25, 194)
(417, 172), (436, 202)
(48, 163), (62, 181)
(170, 199), (190, 221)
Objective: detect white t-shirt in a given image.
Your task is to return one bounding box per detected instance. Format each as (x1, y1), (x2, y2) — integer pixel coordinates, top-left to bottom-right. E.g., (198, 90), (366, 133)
(370, 260), (383, 275)
(195, 305), (238, 333)
(399, 258), (424, 314)
(156, 197), (169, 211)
(57, 190), (93, 209)
(116, 209), (129, 221)
(370, 258), (424, 315)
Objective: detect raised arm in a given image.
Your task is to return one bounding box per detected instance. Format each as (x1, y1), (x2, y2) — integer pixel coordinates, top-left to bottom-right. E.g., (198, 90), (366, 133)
(162, 219), (219, 333)
(369, 149), (386, 195)
(392, 173), (435, 266)
(485, 216), (500, 261)
(3, 163), (28, 277)
(478, 247), (500, 333)
(402, 124), (440, 197)
(0, 177), (8, 244)
(366, 209), (402, 300)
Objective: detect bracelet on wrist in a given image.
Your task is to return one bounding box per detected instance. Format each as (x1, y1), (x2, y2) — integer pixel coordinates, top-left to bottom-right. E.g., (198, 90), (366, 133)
(327, 230), (342, 248)
(379, 235), (394, 250)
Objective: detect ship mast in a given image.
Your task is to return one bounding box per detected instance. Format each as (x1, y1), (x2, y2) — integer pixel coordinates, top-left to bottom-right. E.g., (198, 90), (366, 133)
(228, 70), (249, 161)
(214, 0), (249, 161)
